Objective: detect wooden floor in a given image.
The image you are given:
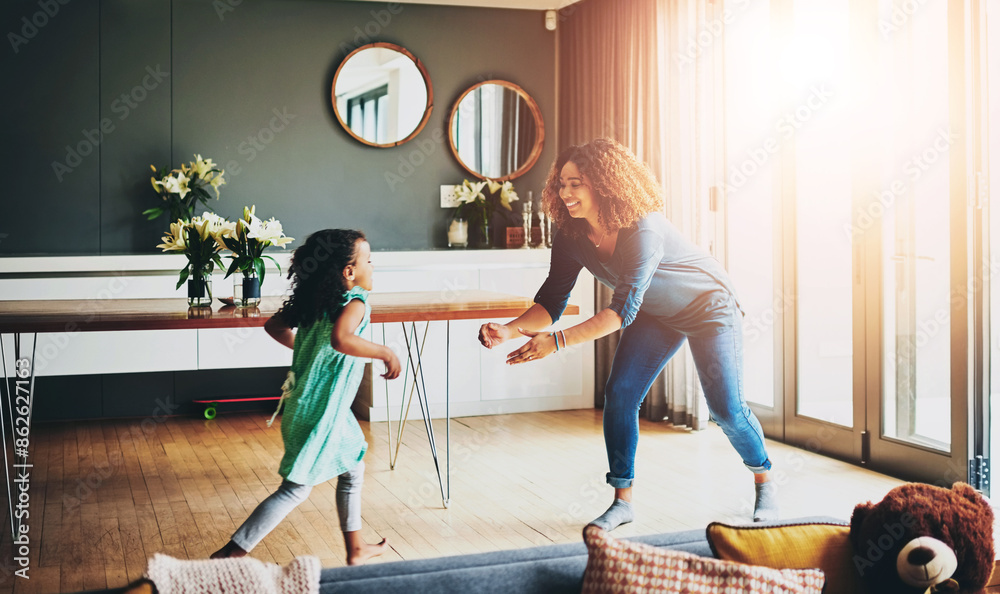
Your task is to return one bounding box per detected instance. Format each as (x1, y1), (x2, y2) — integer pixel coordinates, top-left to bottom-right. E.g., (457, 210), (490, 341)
(0, 408), (908, 593)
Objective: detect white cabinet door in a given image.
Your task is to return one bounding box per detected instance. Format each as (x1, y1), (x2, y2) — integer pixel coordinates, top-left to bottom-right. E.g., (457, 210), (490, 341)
(197, 327), (293, 370)
(7, 330), (199, 377)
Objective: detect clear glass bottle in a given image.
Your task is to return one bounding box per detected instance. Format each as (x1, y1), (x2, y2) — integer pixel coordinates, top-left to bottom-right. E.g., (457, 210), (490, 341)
(234, 269), (261, 308)
(187, 263), (213, 308)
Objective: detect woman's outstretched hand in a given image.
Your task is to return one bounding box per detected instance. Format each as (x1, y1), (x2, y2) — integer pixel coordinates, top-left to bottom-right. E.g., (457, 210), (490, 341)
(506, 328), (557, 365)
(479, 322), (514, 349)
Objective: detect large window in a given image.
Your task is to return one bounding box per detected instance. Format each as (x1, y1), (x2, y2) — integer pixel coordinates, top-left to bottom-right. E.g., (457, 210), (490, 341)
(347, 85), (389, 145)
(724, 0), (988, 485)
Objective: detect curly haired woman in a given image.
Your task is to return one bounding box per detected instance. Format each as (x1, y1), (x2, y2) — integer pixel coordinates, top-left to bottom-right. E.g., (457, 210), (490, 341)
(478, 138), (777, 530)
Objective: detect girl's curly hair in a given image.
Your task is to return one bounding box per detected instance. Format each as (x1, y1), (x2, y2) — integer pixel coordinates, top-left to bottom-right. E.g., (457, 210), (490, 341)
(541, 138), (664, 238)
(276, 229), (366, 328)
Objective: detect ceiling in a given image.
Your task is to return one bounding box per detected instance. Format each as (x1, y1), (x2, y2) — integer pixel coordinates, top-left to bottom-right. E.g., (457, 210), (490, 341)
(342, 0), (583, 10)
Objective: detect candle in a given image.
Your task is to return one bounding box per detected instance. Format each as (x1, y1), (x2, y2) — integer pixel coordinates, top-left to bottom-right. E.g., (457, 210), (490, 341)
(448, 219), (468, 248)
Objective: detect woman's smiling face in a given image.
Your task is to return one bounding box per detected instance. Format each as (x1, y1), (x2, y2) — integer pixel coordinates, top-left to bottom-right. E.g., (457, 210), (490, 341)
(559, 160), (598, 221)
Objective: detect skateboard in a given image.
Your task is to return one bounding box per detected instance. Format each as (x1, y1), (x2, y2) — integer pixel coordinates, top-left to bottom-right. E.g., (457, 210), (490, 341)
(192, 396), (281, 419)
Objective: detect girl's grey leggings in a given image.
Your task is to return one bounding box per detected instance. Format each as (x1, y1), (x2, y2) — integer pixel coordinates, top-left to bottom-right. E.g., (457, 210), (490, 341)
(231, 461), (365, 551)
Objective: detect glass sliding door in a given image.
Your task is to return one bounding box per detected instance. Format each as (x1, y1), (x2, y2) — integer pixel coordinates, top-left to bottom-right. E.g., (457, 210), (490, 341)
(864, 0), (972, 483)
(788, 0), (854, 429)
(724, 0), (781, 435)
(778, 0), (861, 461)
(878, 0), (952, 452)
(723, 0), (979, 482)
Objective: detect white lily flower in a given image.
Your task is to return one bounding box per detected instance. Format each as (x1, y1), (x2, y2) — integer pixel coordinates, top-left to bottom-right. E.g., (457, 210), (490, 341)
(156, 220), (188, 251)
(146, 156), (227, 230)
(248, 218), (294, 248)
(215, 219), (238, 249)
(191, 155), (218, 179)
(208, 171), (226, 197)
(486, 179), (501, 194)
(163, 172), (191, 199)
(500, 181), (519, 210)
(196, 218), (211, 241)
(198, 212), (229, 236)
(239, 209), (263, 237)
(454, 180), (486, 204)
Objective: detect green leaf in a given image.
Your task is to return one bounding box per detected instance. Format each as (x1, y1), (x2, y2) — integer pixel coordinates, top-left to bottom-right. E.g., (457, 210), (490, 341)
(263, 254), (281, 276)
(224, 258), (240, 279)
(176, 266), (190, 289)
(222, 236), (241, 252)
(254, 257), (266, 287)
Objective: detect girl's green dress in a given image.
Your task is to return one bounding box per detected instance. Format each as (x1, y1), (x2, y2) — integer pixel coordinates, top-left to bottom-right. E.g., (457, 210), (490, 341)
(278, 286), (370, 486)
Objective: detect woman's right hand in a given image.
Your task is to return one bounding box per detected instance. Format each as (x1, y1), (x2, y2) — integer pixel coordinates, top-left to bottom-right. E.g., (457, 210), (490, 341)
(382, 350), (401, 380)
(479, 322), (512, 349)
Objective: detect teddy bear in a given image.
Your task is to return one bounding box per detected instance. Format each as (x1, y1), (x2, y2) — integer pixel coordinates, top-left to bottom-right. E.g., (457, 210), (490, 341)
(849, 482), (995, 593)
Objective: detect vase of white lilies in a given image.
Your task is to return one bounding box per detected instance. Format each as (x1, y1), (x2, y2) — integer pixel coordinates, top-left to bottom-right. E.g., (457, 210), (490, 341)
(453, 179), (518, 249)
(156, 213), (232, 307)
(144, 154), (226, 223)
(221, 206), (294, 307)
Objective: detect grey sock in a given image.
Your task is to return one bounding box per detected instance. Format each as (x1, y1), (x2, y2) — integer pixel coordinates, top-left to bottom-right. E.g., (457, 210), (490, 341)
(753, 481), (779, 522)
(588, 499), (634, 532)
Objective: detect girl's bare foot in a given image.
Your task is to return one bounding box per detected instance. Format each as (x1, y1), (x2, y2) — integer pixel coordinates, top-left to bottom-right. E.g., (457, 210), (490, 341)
(346, 537), (388, 566)
(210, 540), (249, 559)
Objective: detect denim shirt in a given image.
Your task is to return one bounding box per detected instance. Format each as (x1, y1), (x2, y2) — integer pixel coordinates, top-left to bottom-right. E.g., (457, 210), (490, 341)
(534, 212), (742, 336)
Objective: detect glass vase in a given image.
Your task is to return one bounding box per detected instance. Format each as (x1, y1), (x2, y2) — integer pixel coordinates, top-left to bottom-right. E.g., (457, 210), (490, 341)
(473, 220), (493, 249)
(234, 269), (261, 308)
(187, 265), (213, 308)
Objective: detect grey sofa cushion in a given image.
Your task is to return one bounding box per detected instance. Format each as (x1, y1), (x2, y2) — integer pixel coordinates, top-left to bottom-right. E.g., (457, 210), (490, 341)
(318, 528), (713, 594)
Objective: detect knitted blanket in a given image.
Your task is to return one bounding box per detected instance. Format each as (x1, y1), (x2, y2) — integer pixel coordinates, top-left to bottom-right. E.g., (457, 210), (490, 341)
(146, 554), (321, 594)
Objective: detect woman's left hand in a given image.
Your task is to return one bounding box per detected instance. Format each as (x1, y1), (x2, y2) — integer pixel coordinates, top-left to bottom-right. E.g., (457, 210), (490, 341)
(506, 328), (557, 365)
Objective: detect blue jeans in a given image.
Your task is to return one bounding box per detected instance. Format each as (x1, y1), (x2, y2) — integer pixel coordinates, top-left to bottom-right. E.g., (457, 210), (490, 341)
(603, 311), (771, 488)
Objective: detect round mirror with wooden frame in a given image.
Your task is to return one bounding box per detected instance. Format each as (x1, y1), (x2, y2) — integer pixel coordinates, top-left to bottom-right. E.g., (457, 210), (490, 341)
(448, 80), (544, 181)
(332, 42), (433, 148)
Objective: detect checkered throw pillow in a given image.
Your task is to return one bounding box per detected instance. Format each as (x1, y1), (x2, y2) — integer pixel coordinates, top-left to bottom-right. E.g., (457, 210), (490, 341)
(582, 525), (826, 593)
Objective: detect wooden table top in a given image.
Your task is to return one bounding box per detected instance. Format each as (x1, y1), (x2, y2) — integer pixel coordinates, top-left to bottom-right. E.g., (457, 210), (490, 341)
(0, 291), (578, 333)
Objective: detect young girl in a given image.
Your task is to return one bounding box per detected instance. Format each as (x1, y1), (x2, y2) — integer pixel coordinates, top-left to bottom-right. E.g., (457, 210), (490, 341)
(212, 229), (400, 565)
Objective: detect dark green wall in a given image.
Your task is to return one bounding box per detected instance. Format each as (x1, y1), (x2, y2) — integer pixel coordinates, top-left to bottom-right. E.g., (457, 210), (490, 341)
(0, 0), (556, 255)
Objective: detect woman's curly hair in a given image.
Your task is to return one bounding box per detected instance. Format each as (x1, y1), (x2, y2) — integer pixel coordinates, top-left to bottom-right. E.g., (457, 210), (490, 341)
(541, 138), (664, 238)
(276, 229), (365, 328)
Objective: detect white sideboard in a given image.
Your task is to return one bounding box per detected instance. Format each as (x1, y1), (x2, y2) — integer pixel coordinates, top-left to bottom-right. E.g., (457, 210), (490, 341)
(0, 250), (595, 421)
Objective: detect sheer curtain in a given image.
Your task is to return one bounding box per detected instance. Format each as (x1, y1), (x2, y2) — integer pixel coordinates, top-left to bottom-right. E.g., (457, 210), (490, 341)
(558, 0), (724, 429)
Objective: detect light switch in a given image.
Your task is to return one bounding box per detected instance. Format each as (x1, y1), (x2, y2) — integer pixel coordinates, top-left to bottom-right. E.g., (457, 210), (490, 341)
(440, 185), (460, 208)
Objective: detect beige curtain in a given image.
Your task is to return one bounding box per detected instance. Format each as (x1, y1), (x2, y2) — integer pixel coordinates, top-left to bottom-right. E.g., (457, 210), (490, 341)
(558, 0), (724, 430)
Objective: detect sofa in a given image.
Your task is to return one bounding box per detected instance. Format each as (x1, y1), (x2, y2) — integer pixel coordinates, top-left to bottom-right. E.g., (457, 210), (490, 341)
(320, 524), (720, 593)
(92, 516), (844, 594)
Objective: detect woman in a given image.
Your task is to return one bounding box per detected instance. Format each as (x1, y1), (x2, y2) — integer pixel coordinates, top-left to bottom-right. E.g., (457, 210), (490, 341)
(478, 138), (777, 531)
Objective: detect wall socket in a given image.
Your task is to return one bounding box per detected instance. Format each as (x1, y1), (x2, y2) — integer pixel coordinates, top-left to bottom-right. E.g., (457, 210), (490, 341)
(440, 185), (460, 208)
